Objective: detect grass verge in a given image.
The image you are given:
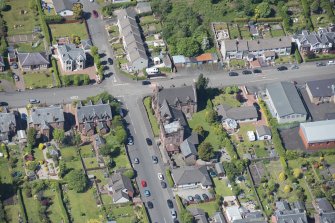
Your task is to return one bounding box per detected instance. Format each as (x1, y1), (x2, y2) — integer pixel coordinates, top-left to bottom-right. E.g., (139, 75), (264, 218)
(143, 97), (159, 137)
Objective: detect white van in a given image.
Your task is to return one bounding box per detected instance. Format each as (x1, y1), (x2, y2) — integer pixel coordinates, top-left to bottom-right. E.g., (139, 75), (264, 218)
(327, 60), (335, 65)
(146, 67), (160, 75)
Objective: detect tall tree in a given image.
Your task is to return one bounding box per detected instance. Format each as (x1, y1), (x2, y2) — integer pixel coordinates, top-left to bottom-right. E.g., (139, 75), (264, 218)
(255, 2), (272, 18)
(27, 127), (36, 149)
(72, 3), (83, 19)
(53, 129), (65, 144)
(198, 142), (214, 161)
(115, 126), (127, 144)
(65, 170), (88, 193)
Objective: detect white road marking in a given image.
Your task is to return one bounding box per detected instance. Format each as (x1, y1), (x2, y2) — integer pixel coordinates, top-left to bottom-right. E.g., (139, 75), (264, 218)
(113, 76), (117, 83)
(70, 96), (78, 100)
(113, 83), (130, 87)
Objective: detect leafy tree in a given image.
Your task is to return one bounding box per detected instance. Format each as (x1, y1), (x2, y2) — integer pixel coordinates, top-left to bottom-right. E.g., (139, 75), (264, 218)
(100, 144), (112, 156)
(65, 170), (88, 193)
(26, 161), (39, 171)
(73, 75), (80, 86)
(58, 160), (68, 178)
(115, 126), (127, 144)
(293, 168), (302, 179)
(123, 169), (135, 179)
(73, 133), (82, 147)
(198, 142), (214, 161)
(175, 37), (201, 57)
(72, 3), (83, 19)
(53, 129), (65, 144)
(0, 0), (7, 11)
(62, 75), (71, 86)
(206, 99), (213, 110)
(91, 46), (98, 56)
(180, 209), (194, 223)
(196, 73), (209, 93)
(205, 109), (217, 124)
(311, 0), (320, 13)
(295, 49), (302, 64)
(0, 199), (5, 222)
(83, 75), (90, 85)
(243, 0), (254, 16)
(284, 185), (291, 193)
(194, 125), (205, 137)
(278, 172), (286, 182)
(255, 2), (272, 18)
(27, 127), (37, 149)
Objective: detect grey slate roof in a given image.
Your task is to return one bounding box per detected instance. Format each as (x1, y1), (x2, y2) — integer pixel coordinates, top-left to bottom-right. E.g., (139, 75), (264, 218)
(212, 212), (227, 223)
(188, 207), (208, 223)
(28, 106), (64, 125)
(76, 101), (112, 123)
(157, 85), (197, 107)
(0, 110), (16, 133)
(274, 201), (308, 223)
(306, 78), (335, 97)
(180, 138), (197, 158)
(109, 172), (134, 196)
(255, 125), (271, 137)
(300, 119), (335, 143)
(171, 166), (212, 186)
(215, 163), (225, 175)
(81, 39), (93, 51)
(58, 44), (86, 63)
(266, 82), (307, 117)
(217, 105), (258, 121)
(316, 198), (334, 212)
(17, 52), (49, 66)
(52, 0), (77, 13)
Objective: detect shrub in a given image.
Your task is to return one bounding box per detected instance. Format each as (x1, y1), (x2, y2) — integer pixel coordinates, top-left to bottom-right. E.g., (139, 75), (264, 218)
(166, 168), (174, 187)
(123, 169), (134, 179)
(44, 15), (64, 24)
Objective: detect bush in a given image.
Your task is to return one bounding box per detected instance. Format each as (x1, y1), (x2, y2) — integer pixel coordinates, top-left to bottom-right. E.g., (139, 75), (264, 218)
(295, 49), (302, 64)
(44, 15), (64, 24)
(166, 168), (174, 187)
(102, 1), (137, 15)
(35, 0), (51, 45)
(123, 169), (134, 179)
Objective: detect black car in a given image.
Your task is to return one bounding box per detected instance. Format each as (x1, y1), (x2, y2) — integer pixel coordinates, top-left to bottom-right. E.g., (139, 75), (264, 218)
(161, 181), (167, 188)
(167, 199), (174, 209)
(277, 66), (288, 71)
(242, 70), (252, 75)
(202, 194), (209, 201)
(146, 138), (152, 146)
(152, 155), (158, 164)
(253, 69), (262, 74)
(194, 194), (202, 202)
(107, 58), (113, 65)
(228, 71), (239, 76)
(147, 201), (153, 209)
(142, 80), (151, 85)
(316, 62), (326, 67)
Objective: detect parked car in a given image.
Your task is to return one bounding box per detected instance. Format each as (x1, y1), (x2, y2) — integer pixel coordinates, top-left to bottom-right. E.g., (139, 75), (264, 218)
(228, 71), (239, 76)
(141, 180), (147, 188)
(167, 199), (173, 209)
(328, 60), (335, 65)
(127, 137), (134, 145)
(152, 155), (158, 164)
(146, 138), (152, 145)
(147, 201), (153, 209)
(12, 63), (18, 69)
(253, 69), (262, 74)
(29, 99), (40, 104)
(277, 66), (288, 71)
(107, 58), (113, 65)
(161, 181), (167, 188)
(144, 190), (151, 197)
(316, 62), (326, 67)
(187, 196), (194, 201)
(142, 80), (151, 85)
(133, 157), (139, 164)
(194, 194), (202, 202)
(158, 173), (164, 181)
(170, 210), (177, 219)
(13, 74), (19, 81)
(92, 10), (98, 18)
(291, 64), (299, 70)
(202, 194), (209, 201)
(242, 70), (252, 75)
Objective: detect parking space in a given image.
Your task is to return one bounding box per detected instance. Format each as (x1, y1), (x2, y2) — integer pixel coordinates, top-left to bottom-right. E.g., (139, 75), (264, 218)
(173, 187), (214, 203)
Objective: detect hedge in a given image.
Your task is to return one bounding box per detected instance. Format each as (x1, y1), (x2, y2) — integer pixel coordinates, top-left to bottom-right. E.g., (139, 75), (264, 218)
(175, 195), (185, 212)
(36, 0), (51, 45)
(44, 15), (64, 24)
(51, 58), (62, 87)
(141, 204), (150, 223)
(295, 49), (302, 64)
(62, 74), (90, 86)
(17, 189), (28, 223)
(102, 1), (137, 15)
(233, 17), (283, 23)
(55, 183), (70, 223)
(166, 168), (174, 188)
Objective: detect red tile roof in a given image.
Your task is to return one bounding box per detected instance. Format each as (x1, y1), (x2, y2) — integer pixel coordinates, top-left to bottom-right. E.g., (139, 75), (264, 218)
(196, 53), (213, 62)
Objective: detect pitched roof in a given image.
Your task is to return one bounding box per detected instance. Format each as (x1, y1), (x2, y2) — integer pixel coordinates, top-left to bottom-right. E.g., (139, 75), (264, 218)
(171, 166), (212, 186)
(58, 44), (86, 62)
(28, 106), (64, 125)
(300, 119), (335, 143)
(109, 172), (134, 195)
(315, 198), (334, 212)
(306, 78), (335, 97)
(0, 110), (16, 133)
(81, 39), (93, 50)
(52, 0), (77, 13)
(188, 207), (208, 223)
(196, 53), (214, 62)
(76, 101), (112, 123)
(172, 55), (186, 64)
(157, 85), (197, 107)
(266, 82), (307, 117)
(217, 105), (258, 121)
(213, 212), (227, 223)
(256, 125), (271, 137)
(215, 163), (225, 174)
(180, 138), (197, 158)
(274, 201), (308, 223)
(17, 52), (49, 66)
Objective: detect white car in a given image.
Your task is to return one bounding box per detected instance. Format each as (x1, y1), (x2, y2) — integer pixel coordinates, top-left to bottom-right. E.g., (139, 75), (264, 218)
(170, 210), (177, 219)
(158, 173), (164, 181)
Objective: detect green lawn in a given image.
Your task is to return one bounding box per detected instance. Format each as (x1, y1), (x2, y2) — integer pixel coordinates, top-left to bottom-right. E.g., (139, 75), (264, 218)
(80, 145), (95, 158)
(22, 192), (42, 223)
(61, 146), (78, 161)
(240, 30), (252, 40)
(67, 188), (100, 222)
(111, 147), (131, 170)
(140, 15), (156, 25)
(275, 55), (294, 64)
(0, 72), (14, 83)
(143, 97), (160, 137)
(311, 14), (331, 29)
(229, 59), (245, 68)
(23, 70), (54, 89)
(214, 178), (233, 196)
(255, 146), (268, 158)
(110, 203), (135, 223)
(212, 93), (241, 108)
(189, 110), (222, 151)
(189, 201), (217, 217)
(4, 204), (21, 223)
(33, 148), (45, 161)
(44, 189), (64, 223)
(15, 41), (45, 53)
(228, 25), (240, 39)
(49, 23), (88, 40)
(2, 0), (37, 35)
(270, 29), (285, 37)
(84, 157), (98, 169)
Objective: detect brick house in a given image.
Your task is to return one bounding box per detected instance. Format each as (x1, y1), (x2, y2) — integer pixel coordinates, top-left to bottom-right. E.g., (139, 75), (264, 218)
(28, 106), (64, 141)
(75, 100), (112, 136)
(299, 119), (335, 150)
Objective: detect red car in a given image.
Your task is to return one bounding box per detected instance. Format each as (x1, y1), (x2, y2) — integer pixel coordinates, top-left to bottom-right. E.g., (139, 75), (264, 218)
(141, 180), (147, 188)
(92, 10), (98, 18)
